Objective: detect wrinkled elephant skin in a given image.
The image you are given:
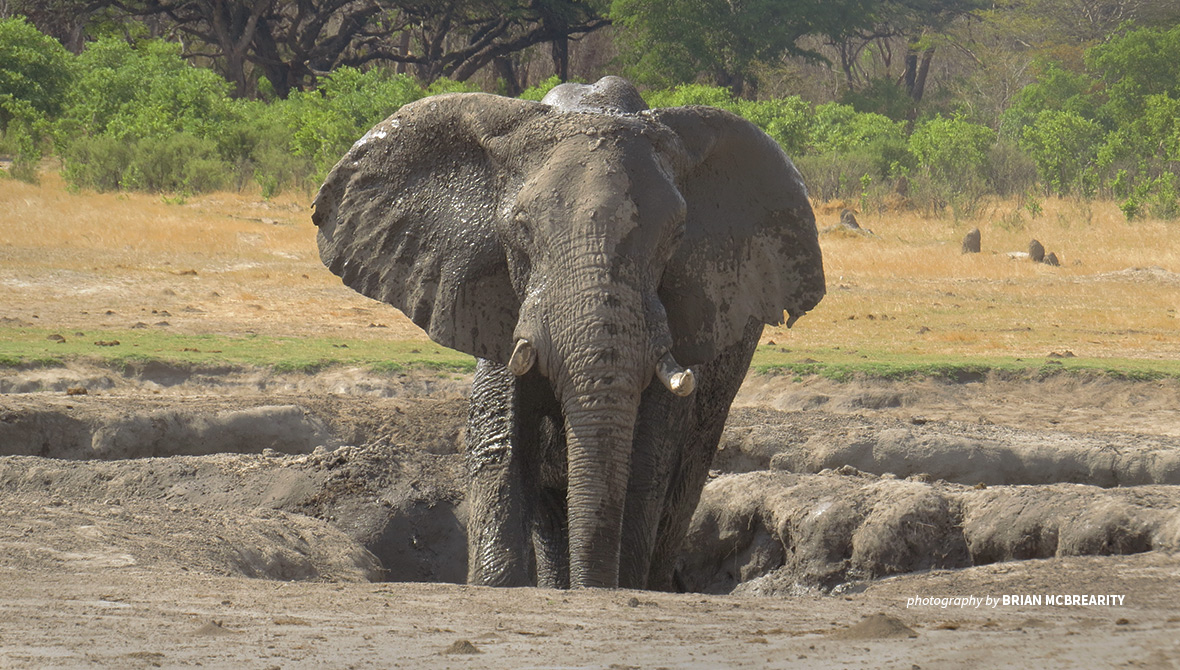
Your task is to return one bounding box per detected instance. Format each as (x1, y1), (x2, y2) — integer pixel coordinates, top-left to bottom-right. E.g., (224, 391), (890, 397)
(313, 76), (825, 589)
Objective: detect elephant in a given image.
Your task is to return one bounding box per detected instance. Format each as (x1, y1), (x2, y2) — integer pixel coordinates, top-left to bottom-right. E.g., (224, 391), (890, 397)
(312, 76), (825, 590)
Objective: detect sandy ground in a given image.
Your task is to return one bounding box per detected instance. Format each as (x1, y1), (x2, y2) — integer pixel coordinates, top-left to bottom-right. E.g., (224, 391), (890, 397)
(2, 365), (1179, 669)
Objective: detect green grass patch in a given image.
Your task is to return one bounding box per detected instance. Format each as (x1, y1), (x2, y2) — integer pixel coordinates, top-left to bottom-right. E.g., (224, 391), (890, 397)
(0, 327), (475, 373)
(3, 326), (1178, 382)
(749, 345), (1180, 382)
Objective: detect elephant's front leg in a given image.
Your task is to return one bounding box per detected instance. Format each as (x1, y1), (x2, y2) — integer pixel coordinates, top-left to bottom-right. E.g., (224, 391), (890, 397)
(465, 358), (533, 586)
(619, 383), (695, 589)
(646, 324), (763, 591)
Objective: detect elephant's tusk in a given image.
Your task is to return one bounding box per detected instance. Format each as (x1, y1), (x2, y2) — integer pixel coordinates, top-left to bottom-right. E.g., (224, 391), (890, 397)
(508, 339), (536, 376)
(656, 352), (695, 396)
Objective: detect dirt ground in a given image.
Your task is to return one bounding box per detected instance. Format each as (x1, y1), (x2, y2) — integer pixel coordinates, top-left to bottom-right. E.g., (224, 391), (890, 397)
(2, 364), (1179, 669)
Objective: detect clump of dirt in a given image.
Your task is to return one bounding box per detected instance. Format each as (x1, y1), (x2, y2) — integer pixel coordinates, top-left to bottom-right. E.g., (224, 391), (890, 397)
(828, 613), (918, 639)
(0, 439), (466, 583)
(679, 469), (1180, 596)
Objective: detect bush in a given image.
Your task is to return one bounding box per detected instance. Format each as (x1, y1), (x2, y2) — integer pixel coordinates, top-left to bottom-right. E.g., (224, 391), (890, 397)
(908, 115), (997, 217)
(999, 62), (1097, 138)
(734, 96), (812, 157)
(0, 17), (72, 128)
(58, 38), (237, 142)
(644, 83), (739, 110)
(1087, 24), (1180, 126)
(518, 75), (565, 101)
(794, 152), (877, 203)
(1019, 109), (1103, 196)
(123, 133), (228, 193)
(60, 135), (133, 191)
(809, 103), (908, 155)
(982, 138), (1039, 197)
(56, 37), (240, 193)
(274, 67), (433, 180)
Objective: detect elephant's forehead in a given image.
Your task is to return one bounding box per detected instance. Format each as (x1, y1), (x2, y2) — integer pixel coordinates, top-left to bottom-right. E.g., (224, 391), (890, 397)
(511, 112), (665, 153)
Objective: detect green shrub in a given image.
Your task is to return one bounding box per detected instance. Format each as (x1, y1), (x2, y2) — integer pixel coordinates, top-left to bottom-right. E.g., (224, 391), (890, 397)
(840, 76), (914, 121)
(909, 115), (996, 185)
(123, 133), (228, 193)
(275, 67), (430, 179)
(734, 96), (812, 157)
(908, 115), (996, 217)
(1019, 109), (1103, 196)
(519, 75), (565, 101)
(794, 152), (878, 203)
(809, 103), (907, 154)
(58, 38), (236, 142)
(999, 62), (1097, 138)
(644, 83), (739, 110)
(985, 138), (1039, 197)
(1087, 24), (1180, 126)
(56, 37), (239, 193)
(60, 135), (132, 191)
(0, 17), (72, 128)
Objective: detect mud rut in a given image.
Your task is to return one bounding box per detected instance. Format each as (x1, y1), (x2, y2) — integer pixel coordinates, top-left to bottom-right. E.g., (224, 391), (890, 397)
(3, 362), (1179, 597)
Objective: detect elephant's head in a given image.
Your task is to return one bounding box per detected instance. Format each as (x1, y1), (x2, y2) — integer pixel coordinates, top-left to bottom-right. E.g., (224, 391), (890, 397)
(312, 77), (824, 587)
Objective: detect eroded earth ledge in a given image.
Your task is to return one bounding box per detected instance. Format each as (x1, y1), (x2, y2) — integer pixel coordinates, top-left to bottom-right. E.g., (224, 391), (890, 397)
(2, 362), (1179, 593)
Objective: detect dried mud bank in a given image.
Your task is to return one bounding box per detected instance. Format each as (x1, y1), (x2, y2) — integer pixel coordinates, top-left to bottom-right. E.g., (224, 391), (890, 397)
(2, 362), (1180, 595)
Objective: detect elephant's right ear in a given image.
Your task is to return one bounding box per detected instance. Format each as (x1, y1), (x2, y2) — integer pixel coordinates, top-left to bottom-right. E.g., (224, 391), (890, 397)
(313, 93), (549, 363)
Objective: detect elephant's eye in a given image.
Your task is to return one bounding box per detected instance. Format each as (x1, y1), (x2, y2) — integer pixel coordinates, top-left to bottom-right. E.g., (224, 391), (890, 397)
(507, 209), (536, 246)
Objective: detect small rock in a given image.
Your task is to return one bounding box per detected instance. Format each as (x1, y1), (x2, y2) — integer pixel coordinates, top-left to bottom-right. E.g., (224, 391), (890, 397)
(1043, 251), (1060, 266)
(840, 209), (862, 230)
(442, 640), (481, 655)
(1028, 239), (1045, 263)
(961, 228), (981, 254)
(46, 333), (66, 342)
(192, 620), (237, 636)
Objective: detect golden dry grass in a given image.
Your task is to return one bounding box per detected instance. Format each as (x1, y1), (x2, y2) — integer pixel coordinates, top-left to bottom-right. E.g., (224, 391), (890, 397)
(2, 173), (1179, 368)
(767, 198), (1180, 363)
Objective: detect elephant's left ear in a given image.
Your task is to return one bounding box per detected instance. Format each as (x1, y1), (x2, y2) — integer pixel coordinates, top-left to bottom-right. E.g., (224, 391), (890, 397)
(646, 106), (826, 366)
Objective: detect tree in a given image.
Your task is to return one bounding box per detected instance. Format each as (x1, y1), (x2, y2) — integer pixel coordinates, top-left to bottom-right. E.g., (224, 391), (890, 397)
(824, 0), (986, 116)
(101, 0), (609, 97)
(0, 16), (73, 179)
(0, 15), (73, 129)
(610, 0), (881, 97)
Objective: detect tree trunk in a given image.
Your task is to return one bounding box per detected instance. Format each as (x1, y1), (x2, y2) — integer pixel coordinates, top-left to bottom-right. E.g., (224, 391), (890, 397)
(494, 57), (521, 96)
(551, 36), (569, 81)
(912, 48), (935, 103)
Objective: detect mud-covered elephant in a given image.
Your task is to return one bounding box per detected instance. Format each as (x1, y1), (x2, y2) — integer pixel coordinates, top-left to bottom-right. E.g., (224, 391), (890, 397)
(313, 76), (825, 590)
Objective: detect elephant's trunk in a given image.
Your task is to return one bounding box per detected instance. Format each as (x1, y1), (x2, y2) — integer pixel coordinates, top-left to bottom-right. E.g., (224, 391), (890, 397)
(545, 282), (649, 589)
(562, 382), (640, 588)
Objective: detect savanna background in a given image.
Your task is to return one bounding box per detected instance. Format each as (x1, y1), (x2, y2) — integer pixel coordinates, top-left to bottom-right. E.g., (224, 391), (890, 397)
(3, 0), (1180, 375)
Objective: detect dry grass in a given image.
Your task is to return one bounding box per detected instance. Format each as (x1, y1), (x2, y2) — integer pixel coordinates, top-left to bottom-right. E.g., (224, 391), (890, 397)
(767, 198), (1180, 363)
(2, 173), (1179, 370)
